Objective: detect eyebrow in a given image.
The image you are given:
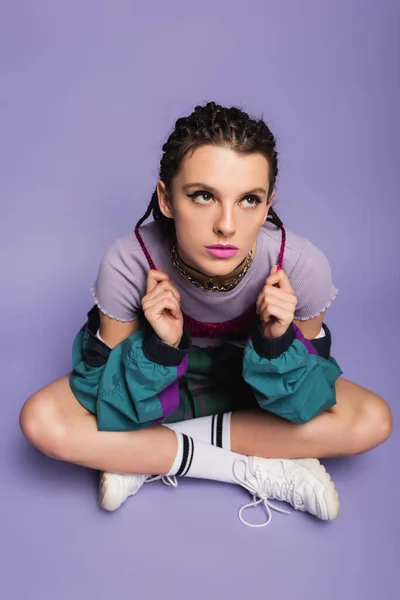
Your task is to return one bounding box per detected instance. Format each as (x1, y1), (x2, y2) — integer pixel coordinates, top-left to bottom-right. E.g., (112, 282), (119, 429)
(182, 182), (268, 196)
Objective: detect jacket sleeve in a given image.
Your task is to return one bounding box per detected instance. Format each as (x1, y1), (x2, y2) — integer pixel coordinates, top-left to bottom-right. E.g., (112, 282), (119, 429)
(242, 319), (343, 424)
(69, 305), (190, 431)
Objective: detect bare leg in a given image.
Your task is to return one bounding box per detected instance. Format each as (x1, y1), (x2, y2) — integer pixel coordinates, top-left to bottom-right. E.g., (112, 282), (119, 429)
(20, 373), (357, 521)
(20, 374), (177, 474)
(20, 375), (392, 475)
(231, 377), (393, 459)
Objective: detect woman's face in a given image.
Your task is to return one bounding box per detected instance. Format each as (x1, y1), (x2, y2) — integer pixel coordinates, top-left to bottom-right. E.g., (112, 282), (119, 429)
(157, 145), (274, 278)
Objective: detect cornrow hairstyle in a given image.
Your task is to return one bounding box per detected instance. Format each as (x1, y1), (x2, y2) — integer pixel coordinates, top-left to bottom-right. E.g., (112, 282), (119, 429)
(135, 101), (283, 238)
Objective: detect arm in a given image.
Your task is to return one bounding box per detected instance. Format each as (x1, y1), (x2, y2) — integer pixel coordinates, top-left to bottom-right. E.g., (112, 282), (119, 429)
(98, 311), (141, 348)
(293, 312), (325, 340)
(242, 262), (342, 424)
(294, 311), (333, 359)
(69, 304), (190, 431)
(70, 234), (190, 431)
(242, 314), (342, 424)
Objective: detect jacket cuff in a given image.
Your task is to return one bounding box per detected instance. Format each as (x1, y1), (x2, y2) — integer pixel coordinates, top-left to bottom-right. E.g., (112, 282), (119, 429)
(142, 326), (191, 366)
(83, 304), (112, 367)
(309, 323), (332, 359)
(252, 319), (297, 359)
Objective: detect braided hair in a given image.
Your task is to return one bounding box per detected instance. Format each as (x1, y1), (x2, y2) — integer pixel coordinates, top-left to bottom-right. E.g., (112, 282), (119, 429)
(135, 101), (283, 237)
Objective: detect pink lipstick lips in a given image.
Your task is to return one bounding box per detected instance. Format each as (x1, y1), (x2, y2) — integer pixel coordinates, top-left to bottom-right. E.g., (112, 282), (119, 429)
(205, 244), (239, 259)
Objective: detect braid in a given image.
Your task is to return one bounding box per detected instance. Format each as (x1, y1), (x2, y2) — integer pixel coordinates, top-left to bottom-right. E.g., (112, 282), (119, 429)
(267, 207), (283, 230)
(136, 101), (283, 237)
(135, 191), (156, 230)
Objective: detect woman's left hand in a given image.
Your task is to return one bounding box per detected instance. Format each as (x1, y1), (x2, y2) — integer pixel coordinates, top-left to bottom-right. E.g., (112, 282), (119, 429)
(256, 266), (298, 339)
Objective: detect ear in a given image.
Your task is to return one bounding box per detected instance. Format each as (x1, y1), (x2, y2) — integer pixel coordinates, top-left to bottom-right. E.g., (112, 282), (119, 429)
(264, 190), (275, 222)
(156, 181), (174, 218)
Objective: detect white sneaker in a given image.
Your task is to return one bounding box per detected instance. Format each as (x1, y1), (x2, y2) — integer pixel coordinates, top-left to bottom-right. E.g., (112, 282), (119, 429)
(233, 457), (340, 528)
(98, 472), (178, 512)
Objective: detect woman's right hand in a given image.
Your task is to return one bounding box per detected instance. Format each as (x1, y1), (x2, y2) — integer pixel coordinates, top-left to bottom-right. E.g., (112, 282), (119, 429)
(141, 269), (184, 348)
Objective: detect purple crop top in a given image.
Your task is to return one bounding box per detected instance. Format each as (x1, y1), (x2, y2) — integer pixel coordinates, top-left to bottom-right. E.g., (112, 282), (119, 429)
(91, 221), (338, 348)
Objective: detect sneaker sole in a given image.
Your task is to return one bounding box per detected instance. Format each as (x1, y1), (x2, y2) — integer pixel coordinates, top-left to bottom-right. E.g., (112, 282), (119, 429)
(98, 472), (124, 512)
(293, 459), (340, 520)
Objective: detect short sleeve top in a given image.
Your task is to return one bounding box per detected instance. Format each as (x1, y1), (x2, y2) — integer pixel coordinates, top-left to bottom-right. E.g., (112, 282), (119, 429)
(91, 221), (338, 346)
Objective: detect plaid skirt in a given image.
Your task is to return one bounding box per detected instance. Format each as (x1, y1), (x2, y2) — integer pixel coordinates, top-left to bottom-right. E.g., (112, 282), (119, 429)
(163, 343), (258, 423)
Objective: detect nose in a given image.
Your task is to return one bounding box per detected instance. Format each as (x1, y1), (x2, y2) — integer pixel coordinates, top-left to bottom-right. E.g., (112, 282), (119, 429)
(213, 206), (236, 237)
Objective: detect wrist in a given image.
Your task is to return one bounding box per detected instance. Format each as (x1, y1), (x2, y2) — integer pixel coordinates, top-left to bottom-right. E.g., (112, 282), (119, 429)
(252, 319), (296, 359)
(261, 321), (292, 340)
(142, 326), (191, 366)
(169, 335), (183, 349)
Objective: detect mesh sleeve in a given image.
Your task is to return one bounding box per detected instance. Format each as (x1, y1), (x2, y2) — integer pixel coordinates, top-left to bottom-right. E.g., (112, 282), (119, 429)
(290, 239), (338, 321)
(90, 238), (142, 322)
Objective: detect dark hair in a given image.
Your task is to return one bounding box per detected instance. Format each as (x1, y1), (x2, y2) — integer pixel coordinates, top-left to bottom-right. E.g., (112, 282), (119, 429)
(135, 101), (283, 237)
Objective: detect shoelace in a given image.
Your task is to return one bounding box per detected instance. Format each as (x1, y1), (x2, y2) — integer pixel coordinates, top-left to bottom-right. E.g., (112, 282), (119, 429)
(145, 475), (179, 488)
(145, 463), (304, 529)
(233, 458), (291, 528)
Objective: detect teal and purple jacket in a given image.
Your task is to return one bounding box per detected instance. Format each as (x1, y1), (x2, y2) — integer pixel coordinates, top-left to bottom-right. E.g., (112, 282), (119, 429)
(69, 304), (343, 432)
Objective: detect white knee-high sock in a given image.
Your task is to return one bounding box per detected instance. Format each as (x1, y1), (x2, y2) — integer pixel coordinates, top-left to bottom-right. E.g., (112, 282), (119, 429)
(163, 413), (232, 450)
(165, 431), (245, 484)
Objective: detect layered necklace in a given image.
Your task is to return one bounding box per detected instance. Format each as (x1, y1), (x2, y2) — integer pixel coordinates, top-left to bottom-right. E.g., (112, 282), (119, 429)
(169, 240), (254, 292)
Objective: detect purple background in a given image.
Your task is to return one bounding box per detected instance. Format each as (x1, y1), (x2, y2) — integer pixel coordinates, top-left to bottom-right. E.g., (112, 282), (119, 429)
(1, 1), (399, 598)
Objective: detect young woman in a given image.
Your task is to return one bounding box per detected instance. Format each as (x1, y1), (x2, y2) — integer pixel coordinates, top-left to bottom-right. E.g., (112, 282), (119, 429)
(20, 102), (392, 528)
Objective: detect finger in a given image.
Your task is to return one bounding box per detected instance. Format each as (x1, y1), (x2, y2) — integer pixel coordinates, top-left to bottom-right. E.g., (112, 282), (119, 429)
(146, 269), (170, 294)
(256, 285), (296, 316)
(143, 295), (181, 320)
(265, 269), (294, 293)
(256, 289), (266, 315)
(259, 302), (293, 324)
(259, 295), (296, 315)
(270, 265), (278, 276)
(142, 288), (178, 310)
(143, 288), (180, 312)
(145, 280), (181, 303)
(145, 273), (181, 304)
(262, 285), (297, 306)
(161, 298), (181, 319)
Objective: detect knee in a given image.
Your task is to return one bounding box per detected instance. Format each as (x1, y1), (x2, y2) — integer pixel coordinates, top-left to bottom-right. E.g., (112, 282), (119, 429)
(19, 392), (70, 461)
(349, 395), (393, 454)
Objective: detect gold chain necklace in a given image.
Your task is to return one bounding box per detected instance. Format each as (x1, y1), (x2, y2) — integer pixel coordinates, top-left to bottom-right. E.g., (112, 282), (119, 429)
(170, 243), (254, 292)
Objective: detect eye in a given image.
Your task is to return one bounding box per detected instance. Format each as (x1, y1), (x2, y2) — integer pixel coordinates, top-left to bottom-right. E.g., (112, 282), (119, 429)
(187, 191), (214, 205)
(240, 195), (262, 208)
(187, 191), (263, 208)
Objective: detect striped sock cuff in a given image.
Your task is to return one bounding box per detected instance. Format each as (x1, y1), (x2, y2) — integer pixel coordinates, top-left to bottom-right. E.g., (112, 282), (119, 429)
(167, 432), (194, 478)
(211, 412), (232, 451)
